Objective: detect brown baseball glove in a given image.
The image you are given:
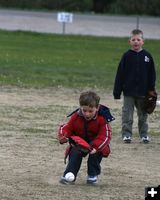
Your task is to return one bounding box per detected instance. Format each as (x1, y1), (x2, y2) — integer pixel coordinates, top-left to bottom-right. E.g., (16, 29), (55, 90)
(143, 91), (157, 114)
(69, 136), (91, 156)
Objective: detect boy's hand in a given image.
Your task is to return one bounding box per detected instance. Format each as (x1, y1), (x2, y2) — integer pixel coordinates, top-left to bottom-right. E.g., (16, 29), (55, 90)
(58, 124), (69, 144)
(59, 135), (68, 144)
(148, 90), (157, 97)
(114, 99), (122, 103)
(90, 148), (97, 154)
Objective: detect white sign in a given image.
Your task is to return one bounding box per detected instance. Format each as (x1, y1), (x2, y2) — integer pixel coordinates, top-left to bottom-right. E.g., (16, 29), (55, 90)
(57, 12), (73, 23)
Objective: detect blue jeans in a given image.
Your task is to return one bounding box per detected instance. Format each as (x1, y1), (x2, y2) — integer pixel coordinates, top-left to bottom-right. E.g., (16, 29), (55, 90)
(63, 147), (103, 178)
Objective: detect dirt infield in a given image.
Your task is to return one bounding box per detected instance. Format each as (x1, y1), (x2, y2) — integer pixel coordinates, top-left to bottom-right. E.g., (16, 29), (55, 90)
(0, 87), (160, 200)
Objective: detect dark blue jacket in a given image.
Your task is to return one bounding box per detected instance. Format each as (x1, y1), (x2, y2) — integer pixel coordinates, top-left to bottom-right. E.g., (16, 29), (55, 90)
(113, 49), (156, 99)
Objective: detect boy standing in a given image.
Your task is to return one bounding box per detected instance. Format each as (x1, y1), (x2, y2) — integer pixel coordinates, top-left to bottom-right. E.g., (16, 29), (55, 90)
(58, 91), (114, 184)
(113, 29), (156, 144)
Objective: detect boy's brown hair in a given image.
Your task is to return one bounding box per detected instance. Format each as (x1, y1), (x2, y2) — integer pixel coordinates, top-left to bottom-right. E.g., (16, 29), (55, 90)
(79, 91), (100, 108)
(130, 29), (144, 38)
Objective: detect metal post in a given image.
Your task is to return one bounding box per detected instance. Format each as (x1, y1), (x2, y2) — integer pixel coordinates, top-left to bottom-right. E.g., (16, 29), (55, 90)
(136, 16), (139, 29)
(62, 22), (66, 34)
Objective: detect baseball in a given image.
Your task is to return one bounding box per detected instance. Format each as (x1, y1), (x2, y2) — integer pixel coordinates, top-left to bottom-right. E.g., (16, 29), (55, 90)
(65, 172), (75, 182)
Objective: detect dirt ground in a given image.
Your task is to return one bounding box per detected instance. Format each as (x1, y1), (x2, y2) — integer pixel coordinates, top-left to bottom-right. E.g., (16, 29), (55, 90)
(0, 86), (160, 200)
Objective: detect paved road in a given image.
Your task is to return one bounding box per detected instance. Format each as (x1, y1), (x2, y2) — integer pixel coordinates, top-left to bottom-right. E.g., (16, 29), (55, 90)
(0, 9), (160, 39)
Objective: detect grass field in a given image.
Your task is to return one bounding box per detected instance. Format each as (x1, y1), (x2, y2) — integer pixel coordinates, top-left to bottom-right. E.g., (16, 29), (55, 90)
(0, 30), (160, 90)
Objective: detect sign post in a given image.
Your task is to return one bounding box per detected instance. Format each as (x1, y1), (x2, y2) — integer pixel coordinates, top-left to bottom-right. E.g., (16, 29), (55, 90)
(57, 12), (73, 34)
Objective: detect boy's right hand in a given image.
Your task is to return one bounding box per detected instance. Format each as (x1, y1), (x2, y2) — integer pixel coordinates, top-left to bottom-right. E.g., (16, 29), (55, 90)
(59, 135), (68, 144)
(58, 124), (69, 144)
(114, 99), (122, 103)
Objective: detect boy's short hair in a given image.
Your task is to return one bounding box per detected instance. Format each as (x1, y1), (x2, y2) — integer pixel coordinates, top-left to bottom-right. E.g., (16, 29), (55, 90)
(79, 91), (100, 108)
(130, 29), (144, 38)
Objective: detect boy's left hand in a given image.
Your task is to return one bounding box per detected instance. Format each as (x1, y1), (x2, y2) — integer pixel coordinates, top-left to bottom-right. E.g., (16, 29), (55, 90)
(90, 148), (97, 154)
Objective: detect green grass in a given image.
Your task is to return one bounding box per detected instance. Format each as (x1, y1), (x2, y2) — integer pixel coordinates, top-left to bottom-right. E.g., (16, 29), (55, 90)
(0, 30), (160, 90)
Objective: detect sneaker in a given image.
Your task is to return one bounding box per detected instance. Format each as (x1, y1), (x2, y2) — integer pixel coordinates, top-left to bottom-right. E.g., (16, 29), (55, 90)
(123, 136), (132, 143)
(59, 177), (75, 185)
(86, 176), (97, 184)
(140, 136), (150, 144)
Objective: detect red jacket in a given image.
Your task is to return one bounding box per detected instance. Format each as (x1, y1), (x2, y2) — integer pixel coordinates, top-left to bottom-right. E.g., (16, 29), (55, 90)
(59, 111), (111, 152)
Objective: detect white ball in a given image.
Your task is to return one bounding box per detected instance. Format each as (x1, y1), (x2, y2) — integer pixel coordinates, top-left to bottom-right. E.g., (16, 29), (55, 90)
(65, 172), (75, 182)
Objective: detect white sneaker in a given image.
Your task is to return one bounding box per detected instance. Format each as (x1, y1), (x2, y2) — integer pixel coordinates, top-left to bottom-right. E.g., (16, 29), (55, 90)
(123, 136), (132, 143)
(140, 136), (150, 143)
(86, 176), (97, 184)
